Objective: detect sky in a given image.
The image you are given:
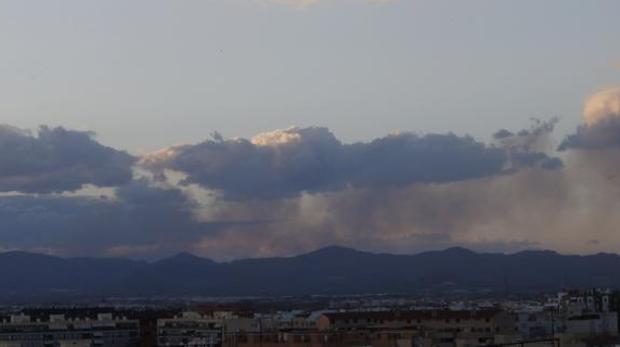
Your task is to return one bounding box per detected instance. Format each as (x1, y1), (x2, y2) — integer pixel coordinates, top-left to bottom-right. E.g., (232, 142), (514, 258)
(1, 0), (620, 260)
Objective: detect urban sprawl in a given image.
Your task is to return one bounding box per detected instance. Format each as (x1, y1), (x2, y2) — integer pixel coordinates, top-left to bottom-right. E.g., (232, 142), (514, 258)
(0, 289), (619, 347)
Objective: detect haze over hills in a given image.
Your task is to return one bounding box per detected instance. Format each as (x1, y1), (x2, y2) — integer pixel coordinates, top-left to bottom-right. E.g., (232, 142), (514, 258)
(2, 246), (620, 301)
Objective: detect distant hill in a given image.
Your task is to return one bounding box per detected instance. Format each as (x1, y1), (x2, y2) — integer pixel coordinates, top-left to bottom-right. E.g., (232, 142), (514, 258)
(2, 246), (620, 300)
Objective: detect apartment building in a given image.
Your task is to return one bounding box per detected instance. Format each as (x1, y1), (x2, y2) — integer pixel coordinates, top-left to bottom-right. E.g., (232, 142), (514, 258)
(219, 309), (517, 347)
(157, 312), (223, 347)
(0, 313), (139, 347)
(556, 289), (619, 337)
(316, 309), (518, 347)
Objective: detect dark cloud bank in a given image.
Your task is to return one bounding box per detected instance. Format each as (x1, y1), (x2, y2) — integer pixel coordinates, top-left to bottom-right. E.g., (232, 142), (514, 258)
(559, 117), (620, 150)
(0, 181), (198, 254)
(0, 125), (135, 193)
(0, 115), (619, 259)
(143, 126), (559, 200)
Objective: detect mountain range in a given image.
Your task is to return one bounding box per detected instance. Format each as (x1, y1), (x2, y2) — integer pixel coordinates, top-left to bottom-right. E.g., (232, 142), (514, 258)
(2, 246), (620, 300)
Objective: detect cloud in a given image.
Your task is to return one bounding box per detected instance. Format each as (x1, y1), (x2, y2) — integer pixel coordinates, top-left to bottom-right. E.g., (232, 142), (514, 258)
(583, 87), (620, 126)
(191, 155), (620, 260)
(134, 122), (577, 261)
(0, 179), (250, 258)
(493, 119), (563, 170)
(560, 87), (620, 150)
(159, 118), (620, 260)
(5, 113), (620, 261)
(143, 126), (559, 200)
(0, 125), (135, 193)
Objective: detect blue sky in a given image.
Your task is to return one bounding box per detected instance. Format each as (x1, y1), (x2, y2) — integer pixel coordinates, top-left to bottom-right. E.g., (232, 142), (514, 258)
(1, 0), (619, 152)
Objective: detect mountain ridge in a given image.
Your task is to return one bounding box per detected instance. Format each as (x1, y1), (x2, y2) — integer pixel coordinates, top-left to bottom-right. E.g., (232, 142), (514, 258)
(1, 246), (620, 300)
(0, 246), (597, 264)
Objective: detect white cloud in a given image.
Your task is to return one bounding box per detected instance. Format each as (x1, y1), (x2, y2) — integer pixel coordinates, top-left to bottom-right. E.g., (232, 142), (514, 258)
(251, 127), (303, 146)
(583, 86), (620, 126)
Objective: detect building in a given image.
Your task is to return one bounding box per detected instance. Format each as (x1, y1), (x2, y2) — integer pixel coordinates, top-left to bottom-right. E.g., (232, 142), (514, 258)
(220, 309), (518, 347)
(558, 289), (615, 317)
(0, 313), (139, 347)
(157, 312), (223, 347)
(316, 309), (517, 347)
(556, 289), (619, 337)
